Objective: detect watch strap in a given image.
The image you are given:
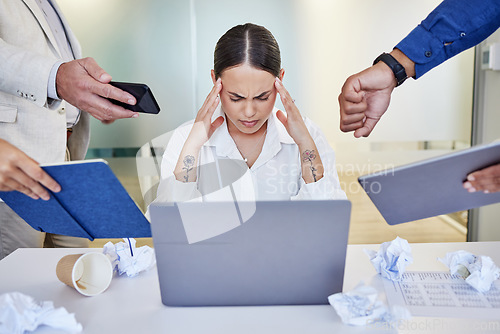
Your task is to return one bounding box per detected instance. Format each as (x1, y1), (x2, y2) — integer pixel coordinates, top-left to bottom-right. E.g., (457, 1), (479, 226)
(373, 53), (408, 87)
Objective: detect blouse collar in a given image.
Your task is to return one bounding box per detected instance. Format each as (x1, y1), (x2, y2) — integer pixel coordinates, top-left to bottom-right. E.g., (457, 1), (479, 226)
(205, 105), (295, 158)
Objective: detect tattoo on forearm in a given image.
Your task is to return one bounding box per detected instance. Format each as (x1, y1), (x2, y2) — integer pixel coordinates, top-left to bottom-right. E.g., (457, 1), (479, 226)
(310, 166), (318, 182)
(302, 150), (318, 182)
(182, 155), (195, 182)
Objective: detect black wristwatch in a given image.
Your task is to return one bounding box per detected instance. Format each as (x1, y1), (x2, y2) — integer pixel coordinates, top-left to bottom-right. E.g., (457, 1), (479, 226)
(373, 53), (408, 87)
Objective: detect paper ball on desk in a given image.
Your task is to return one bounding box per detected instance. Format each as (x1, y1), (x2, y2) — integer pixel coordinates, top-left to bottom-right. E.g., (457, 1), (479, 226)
(364, 236), (413, 281)
(103, 238), (156, 278)
(0, 292), (82, 333)
(328, 284), (386, 326)
(328, 283), (411, 326)
(439, 250), (500, 293)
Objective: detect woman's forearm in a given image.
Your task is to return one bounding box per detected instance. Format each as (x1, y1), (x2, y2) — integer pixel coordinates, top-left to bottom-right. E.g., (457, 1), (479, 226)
(298, 140), (324, 184)
(173, 143), (201, 183)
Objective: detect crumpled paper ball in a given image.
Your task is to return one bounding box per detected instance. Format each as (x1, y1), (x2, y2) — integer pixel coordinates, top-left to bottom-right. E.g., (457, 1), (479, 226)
(328, 283), (411, 326)
(364, 236), (413, 281)
(0, 292), (82, 334)
(103, 238), (156, 277)
(439, 250), (500, 293)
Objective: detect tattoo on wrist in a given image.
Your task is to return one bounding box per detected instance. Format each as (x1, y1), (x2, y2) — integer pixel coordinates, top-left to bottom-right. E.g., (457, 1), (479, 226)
(302, 150), (318, 182)
(182, 155), (195, 182)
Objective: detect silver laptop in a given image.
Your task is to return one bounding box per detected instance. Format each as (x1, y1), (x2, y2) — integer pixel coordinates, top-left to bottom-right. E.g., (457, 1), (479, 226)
(358, 141), (500, 225)
(149, 200), (351, 306)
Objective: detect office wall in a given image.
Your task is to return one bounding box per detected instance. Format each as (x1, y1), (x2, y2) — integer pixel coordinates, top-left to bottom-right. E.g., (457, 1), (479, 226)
(57, 0), (473, 149)
(471, 30), (500, 241)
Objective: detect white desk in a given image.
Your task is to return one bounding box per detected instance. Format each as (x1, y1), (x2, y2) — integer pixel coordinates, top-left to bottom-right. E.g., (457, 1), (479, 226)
(1, 242), (499, 333)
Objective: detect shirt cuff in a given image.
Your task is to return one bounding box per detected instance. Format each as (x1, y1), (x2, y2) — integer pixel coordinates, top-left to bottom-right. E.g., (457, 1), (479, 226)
(155, 176), (202, 203)
(48, 60), (64, 100)
(395, 25), (448, 79)
(292, 176), (347, 200)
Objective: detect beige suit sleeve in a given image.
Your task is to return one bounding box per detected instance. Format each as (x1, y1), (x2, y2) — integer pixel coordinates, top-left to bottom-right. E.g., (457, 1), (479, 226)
(0, 38), (57, 108)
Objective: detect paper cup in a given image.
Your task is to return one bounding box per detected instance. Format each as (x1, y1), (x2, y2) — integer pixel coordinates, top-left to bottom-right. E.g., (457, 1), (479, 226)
(56, 252), (113, 296)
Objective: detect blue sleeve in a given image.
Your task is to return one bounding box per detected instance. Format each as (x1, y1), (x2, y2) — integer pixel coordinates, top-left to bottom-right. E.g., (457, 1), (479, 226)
(395, 0), (500, 78)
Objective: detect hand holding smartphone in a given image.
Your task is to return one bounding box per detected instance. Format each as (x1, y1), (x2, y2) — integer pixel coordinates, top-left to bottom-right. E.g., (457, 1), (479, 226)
(108, 82), (160, 114)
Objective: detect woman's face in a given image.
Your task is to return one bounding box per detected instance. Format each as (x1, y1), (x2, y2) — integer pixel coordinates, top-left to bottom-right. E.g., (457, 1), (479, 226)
(213, 64), (284, 135)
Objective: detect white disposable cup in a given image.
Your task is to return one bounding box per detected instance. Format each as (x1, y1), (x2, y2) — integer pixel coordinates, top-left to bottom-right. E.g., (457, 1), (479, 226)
(56, 252), (113, 296)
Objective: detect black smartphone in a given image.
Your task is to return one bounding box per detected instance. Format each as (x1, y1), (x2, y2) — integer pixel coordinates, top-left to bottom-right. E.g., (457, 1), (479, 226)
(108, 81), (161, 114)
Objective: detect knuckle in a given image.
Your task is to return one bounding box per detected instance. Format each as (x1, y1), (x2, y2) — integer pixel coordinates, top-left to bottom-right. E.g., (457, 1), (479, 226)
(82, 57), (93, 64)
(80, 57), (89, 66)
(102, 105), (114, 120)
(30, 169), (44, 181)
(0, 161), (14, 174)
(75, 96), (86, 109)
(77, 80), (90, 93)
(12, 184), (24, 193)
(102, 86), (113, 98)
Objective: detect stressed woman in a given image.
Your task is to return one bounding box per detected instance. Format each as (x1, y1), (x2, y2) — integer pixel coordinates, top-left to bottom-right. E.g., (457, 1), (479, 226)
(154, 23), (346, 203)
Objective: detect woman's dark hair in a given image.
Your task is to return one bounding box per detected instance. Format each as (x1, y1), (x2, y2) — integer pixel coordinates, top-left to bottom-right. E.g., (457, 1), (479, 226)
(213, 23), (281, 78)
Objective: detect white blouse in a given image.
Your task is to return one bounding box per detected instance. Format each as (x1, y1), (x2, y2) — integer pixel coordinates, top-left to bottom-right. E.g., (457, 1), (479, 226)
(153, 106), (346, 204)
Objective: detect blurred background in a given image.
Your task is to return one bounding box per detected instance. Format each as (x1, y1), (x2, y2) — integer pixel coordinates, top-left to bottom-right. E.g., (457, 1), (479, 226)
(57, 0), (500, 245)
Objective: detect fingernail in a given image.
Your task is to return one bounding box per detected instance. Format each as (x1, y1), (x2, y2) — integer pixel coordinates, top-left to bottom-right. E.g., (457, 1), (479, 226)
(128, 98), (136, 105)
(41, 194), (50, 201)
(53, 185), (61, 192)
(484, 190), (490, 194)
(468, 187), (476, 193)
(467, 175), (475, 181)
(463, 182), (472, 189)
(132, 113), (139, 118)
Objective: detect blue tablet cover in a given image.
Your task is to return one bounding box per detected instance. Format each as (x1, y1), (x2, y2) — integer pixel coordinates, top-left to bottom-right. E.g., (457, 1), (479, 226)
(358, 141), (500, 225)
(0, 159), (151, 240)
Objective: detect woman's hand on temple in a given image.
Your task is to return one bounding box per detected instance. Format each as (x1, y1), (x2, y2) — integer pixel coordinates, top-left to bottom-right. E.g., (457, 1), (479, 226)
(275, 78), (324, 183)
(173, 79), (224, 183)
(187, 78), (224, 148)
(274, 78), (312, 146)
